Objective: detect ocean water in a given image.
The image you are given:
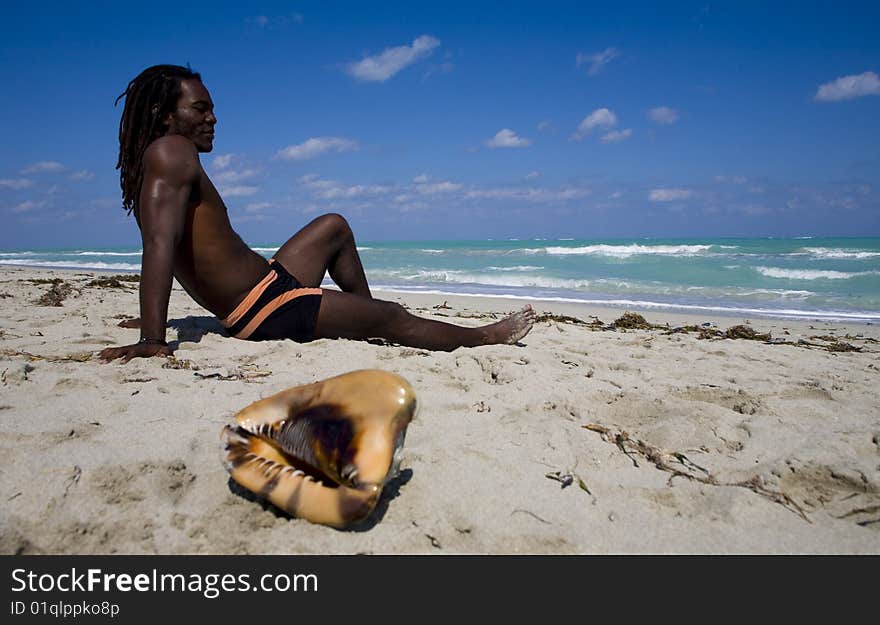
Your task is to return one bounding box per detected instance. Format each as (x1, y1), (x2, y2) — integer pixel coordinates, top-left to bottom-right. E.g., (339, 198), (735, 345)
(2, 237), (879, 322)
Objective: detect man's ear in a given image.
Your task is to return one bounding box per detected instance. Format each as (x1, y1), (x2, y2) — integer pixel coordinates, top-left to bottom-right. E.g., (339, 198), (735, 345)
(154, 105), (172, 128)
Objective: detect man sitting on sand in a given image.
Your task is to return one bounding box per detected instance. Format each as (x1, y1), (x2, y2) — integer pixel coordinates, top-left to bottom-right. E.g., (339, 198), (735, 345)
(99, 65), (535, 363)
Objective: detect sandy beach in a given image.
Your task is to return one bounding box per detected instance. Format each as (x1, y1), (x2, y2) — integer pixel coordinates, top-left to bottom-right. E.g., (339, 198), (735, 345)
(0, 264), (878, 554)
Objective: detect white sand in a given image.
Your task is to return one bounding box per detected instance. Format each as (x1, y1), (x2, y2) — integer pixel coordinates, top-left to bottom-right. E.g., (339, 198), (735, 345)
(1, 265), (878, 554)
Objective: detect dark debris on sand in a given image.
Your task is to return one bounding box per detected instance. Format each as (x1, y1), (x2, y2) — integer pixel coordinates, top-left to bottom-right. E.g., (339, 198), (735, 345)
(537, 310), (873, 354)
(611, 312), (658, 330)
(724, 324), (771, 341)
(86, 275), (140, 289)
(536, 312), (604, 328)
(33, 280), (75, 306)
(583, 423), (810, 522)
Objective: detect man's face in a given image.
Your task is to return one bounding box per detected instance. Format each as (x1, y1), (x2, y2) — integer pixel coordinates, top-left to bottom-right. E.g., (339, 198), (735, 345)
(164, 79), (216, 152)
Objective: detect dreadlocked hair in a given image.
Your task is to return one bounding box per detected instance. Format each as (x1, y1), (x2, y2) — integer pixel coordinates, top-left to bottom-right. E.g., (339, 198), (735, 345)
(115, 64), (201, 216)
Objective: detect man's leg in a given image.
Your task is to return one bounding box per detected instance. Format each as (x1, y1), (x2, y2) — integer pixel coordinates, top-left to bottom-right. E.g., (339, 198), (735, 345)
(273, 214), (372, 297)
(313, 290), (536, 351)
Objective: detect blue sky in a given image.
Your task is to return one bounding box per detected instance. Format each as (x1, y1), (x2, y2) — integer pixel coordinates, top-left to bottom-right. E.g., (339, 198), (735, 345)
(1, 1), (878, 248)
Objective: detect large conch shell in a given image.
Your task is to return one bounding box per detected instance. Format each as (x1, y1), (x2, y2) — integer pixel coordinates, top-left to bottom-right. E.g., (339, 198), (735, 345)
(221, 370), (417, 528)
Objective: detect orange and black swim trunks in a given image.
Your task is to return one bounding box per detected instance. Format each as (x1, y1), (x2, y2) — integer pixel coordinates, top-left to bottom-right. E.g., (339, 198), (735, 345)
(220, 259), (323, 342)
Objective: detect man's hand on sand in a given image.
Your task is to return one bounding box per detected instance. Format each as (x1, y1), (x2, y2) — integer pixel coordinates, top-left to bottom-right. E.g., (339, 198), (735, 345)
(98, 342), (173, 363)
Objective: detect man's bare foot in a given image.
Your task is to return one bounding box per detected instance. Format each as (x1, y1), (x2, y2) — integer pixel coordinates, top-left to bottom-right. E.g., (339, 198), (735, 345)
(483, 305), (537, 345)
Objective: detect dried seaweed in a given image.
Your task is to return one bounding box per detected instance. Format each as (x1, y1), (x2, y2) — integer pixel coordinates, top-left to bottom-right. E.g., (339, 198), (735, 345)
(824, 341), (862, 353)
(511, 509), (552, 524)
(86, 276), (135, 289)
(583, 423), (810, 522)
(725, 325), (771, 341)
(782, 338), (865, 353)
(536, 312), (594, 325)
(193, 364), (271, 382)
(667, 324), (723, 339)
(25, 278), (65, 285)
(0, 348), (93, 362)
(161, 356), (199, 370)
(611, 312), (656, 330)
(34, 281), (74, 306)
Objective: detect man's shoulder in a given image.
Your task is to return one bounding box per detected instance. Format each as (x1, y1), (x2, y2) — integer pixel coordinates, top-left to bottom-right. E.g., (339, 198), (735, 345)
(143, 136), (201, 179)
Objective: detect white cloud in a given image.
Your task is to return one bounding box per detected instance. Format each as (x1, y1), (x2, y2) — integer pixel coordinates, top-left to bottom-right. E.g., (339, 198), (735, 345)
(415, 181), (463, 194)
(300, 175), (390, 199)
(276, 137), (359, 161)
(21, 161), (64, 174)
(345, 35), (440, 82)
(231, 214), (269, 224)
(465, 187), (590, 202)
(12, 200), (47, 213)
(525, 171), (541, 180)
(212, 154), (235, 169)
(247, 14), (302, 27)
(395, 201), (429, 213)
(218, 185), (259, 197)
(648, 106), (679, 124)
(572, 108), (617, 140)
(214, 168), (260, 183)
(68, 170), (95, 181)
(413, 174), (431, 183)
(714, 175), (748, 184)
(0, 178), (33, 189)
(537, 120), (553, 133)
(485, 128), (531, 148)
(576, 47), (619, 76)
(316, 184), (390, 200)
(601, 129), (633, 143)
(815, 71), (880, 101)
(649, 188), (694, 202)
(245, 202), (272, 212)
(299, 174), (337, 190)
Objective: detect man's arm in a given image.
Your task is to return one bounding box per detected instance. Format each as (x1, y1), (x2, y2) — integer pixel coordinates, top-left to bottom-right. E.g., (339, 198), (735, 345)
(99, 137), (199, 363)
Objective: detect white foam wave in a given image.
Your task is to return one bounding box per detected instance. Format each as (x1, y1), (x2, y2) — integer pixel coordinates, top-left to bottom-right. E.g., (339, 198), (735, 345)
(738, 289), (814, 298)
(378, 269), (594, 290)
(520, 244), (713, 257)
(252, 245), (374, 253)
(368, 286), (880, 322)
(800, 247), (880, 260)
(485, 265), (544, 272)
(756, 266), (877, 280)
(419, 249), (446, 254)
(70, 251), (142, 257)
(0, 260), (141, 271)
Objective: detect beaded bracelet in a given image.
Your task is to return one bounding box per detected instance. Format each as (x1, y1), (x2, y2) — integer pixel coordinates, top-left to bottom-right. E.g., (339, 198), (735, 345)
(138, 338), (168, 346)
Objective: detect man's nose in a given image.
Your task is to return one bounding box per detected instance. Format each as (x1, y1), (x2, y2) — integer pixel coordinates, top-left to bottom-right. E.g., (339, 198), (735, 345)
(206, 111), (217, 124)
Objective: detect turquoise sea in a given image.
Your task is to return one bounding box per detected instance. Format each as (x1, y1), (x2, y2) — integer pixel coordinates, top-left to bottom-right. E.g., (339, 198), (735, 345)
(2, 237), (879, 322)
